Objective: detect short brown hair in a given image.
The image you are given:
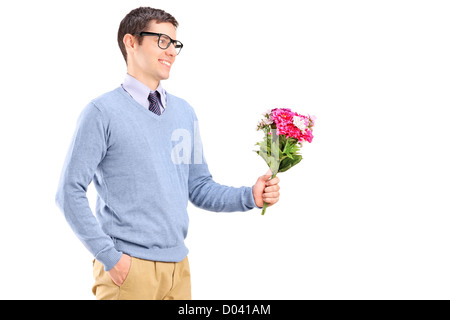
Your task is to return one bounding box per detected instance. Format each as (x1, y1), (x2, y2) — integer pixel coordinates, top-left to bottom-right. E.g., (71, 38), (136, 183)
(118, 7), (178, 63)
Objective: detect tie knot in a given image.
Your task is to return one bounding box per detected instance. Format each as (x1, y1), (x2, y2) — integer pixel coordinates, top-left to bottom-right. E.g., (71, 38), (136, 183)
(148, 91), (159, 102)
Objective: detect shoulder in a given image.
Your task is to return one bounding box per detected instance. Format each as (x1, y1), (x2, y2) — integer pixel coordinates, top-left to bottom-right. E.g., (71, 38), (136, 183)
(167, 93), (198, 120)
(77, 87), (127, 128)
(90, 87), (126, 113)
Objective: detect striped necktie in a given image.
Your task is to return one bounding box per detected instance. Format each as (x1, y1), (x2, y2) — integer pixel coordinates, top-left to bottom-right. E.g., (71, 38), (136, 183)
(148, 91), (161, 115)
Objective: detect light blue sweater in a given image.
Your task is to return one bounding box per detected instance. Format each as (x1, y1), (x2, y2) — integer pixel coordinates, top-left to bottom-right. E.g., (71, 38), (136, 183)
(56, 87), (256, 271)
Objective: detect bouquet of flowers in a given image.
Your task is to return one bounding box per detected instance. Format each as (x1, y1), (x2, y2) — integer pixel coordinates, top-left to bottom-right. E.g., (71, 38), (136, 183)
(255, 108), (316, 215)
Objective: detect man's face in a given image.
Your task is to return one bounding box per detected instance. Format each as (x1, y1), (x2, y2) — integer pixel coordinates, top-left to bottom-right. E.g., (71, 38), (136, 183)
(131, 21), (178, 87)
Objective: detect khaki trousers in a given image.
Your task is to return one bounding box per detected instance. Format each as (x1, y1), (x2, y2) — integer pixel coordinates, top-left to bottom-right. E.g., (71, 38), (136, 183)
(92, 256), (191, 300)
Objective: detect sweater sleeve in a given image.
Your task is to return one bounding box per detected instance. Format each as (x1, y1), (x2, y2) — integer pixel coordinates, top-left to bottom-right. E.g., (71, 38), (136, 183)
(55, 103), (122, 271)
(187, 118), (257, 212)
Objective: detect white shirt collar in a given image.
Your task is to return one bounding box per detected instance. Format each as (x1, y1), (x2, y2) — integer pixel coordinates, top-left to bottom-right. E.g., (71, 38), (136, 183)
(121, 74), (167, 110)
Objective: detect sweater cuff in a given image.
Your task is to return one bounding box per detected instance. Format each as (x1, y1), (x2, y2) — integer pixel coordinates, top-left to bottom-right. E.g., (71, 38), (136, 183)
(95, 247), (123, 271)
(246, 186), (259, 210)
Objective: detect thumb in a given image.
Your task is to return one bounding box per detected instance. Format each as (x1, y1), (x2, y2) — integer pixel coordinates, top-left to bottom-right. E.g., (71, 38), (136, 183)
(261, 169), (272, 181)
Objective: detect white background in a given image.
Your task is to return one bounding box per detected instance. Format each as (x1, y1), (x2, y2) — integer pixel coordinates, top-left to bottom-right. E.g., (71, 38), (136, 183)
(0, 0), (449, 299)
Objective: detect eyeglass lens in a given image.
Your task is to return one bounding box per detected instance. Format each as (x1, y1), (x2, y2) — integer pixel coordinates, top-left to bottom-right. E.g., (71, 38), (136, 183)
(158, 34), (182, 54)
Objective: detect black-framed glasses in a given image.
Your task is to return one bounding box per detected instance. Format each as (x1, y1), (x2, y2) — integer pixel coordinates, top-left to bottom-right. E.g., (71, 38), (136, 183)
(139, 32), (183, 55)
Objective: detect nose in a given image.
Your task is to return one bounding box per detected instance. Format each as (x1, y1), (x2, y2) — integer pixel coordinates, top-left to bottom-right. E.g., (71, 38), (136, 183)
(166, 42), (178, 57)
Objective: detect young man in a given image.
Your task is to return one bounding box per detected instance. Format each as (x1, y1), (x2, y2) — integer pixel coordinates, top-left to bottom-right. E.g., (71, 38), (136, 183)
(56, 7), (280, 300)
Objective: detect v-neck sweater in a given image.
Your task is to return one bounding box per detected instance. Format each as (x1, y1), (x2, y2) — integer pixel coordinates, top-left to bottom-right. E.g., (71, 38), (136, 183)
(56, 87), (256, 271)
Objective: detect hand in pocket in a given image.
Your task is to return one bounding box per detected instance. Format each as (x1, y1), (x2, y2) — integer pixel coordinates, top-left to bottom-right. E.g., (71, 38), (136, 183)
(108, 254), (132, 286)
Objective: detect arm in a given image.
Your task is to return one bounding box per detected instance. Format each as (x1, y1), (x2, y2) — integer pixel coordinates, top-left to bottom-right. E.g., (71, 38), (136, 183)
(187, 121), (280, 211)
(189, 165), (281, 212)
(55, 103), (122, 271)
(188, 163), (257, 212)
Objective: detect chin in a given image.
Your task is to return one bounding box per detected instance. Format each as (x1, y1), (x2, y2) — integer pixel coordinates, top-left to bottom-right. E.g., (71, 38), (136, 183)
(159, 73), (170, 81)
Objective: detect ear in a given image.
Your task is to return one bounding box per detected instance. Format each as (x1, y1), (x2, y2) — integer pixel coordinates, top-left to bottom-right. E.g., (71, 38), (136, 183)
(123, 34), (137, 55)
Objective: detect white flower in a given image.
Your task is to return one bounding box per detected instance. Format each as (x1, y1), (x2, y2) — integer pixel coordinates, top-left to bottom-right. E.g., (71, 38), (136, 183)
(262, 109), (272, 117)
(293, 116), (307, 132)
(263, 117), (273, 125)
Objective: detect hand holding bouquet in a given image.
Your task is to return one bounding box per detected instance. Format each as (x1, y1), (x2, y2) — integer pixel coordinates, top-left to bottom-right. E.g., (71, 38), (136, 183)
(255, 108), (316, 215)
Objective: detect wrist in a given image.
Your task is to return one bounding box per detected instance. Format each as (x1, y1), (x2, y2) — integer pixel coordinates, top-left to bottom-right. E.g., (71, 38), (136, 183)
(97, 248), (123, 272)
(252, 185), (263, 209)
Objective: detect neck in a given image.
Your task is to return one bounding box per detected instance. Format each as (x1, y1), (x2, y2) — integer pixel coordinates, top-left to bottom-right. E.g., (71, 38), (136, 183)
(127, 69), (159, 91)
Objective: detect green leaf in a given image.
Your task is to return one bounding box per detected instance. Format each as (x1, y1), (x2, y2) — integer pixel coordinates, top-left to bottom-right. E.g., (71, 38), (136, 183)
(278, 154), (302, 173)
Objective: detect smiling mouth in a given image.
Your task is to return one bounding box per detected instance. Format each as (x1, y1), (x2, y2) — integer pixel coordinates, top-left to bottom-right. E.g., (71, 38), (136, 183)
(159, 59), (172, 68)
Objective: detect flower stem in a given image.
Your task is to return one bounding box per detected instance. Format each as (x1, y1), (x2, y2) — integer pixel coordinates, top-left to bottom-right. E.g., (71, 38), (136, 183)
(261, 202), (269, 215)
(261, 173), (277, 216)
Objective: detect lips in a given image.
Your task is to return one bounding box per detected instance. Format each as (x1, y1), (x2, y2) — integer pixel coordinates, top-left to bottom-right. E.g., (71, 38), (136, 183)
(158, 59), (172, 68)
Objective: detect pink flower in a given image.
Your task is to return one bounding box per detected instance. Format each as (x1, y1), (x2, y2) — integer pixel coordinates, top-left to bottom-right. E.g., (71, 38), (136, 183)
(269, 108), (314, 143)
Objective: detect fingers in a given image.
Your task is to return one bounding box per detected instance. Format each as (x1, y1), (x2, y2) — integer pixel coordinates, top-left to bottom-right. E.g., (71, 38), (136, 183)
(262, 192), (279, 205)
(264, 184), (280, 193)
(260, 174), (272, 183)
(262, 178), (280, 205)
(265, 176), (280, 187)
(255, 172), (281, 208)
(263, 189), (280, 200)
